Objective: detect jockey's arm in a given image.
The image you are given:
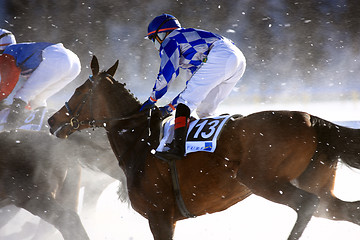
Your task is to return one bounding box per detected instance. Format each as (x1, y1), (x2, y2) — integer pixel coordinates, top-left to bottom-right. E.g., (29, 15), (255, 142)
(0, 54), (21, 101)
(150, 39), (180, 101)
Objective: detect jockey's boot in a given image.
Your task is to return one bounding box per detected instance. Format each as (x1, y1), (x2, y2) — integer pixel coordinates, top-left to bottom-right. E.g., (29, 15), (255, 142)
(6, 98), (27, 129)
(156, 103), (190, 161)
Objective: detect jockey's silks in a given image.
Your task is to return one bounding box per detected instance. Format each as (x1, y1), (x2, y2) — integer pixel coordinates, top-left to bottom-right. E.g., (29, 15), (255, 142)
(0, 54), (21, 101)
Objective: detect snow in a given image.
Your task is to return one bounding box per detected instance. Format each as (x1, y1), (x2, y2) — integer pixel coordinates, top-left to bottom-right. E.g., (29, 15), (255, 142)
(2, 101), (360, 239)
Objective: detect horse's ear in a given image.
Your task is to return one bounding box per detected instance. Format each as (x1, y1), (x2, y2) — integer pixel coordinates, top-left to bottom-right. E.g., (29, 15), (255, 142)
(106, 60), (119, 77)
(91, 55), (99, 76)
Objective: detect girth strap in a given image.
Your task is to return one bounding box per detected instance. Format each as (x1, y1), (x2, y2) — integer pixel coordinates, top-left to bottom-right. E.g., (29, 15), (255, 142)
(168, 159), (196, 218)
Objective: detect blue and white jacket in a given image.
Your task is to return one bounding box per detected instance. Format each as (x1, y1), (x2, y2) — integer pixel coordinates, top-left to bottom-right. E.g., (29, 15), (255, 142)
(150, 28), (222, 106)
(3, 42), (54, 75)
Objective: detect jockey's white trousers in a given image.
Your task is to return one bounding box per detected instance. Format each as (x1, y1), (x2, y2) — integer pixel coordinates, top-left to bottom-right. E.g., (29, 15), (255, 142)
(14, 43), (81, 109)
(177, 38), (246, 118)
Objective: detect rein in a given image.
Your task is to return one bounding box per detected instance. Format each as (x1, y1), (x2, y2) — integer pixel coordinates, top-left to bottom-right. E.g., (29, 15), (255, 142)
(64, 75), (146, 131)
(62, 73), (154, 163)
(63, 73), (195, 219)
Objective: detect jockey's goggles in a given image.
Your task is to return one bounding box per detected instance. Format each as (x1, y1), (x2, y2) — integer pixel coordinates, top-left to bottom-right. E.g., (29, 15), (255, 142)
(149, 32), (168, 50)
(149, 32), (168, 43)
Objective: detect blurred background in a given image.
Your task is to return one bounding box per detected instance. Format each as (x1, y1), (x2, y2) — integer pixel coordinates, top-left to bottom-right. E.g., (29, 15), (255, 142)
(1, 1), (360, 239)
(1, 0), (359, 108)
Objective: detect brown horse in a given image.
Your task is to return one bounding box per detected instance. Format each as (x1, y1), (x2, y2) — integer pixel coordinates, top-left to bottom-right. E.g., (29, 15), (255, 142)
(48, 56), (360, 240)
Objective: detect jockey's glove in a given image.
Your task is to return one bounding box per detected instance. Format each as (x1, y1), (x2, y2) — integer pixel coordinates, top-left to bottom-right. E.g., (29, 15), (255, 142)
(159, 105), (173, 118)
(140, 97), (156, 111)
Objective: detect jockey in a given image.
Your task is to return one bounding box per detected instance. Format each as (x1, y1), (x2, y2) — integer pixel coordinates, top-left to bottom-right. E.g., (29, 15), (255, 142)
(0, 28), (81, 128)
(140, 14), (246, 161)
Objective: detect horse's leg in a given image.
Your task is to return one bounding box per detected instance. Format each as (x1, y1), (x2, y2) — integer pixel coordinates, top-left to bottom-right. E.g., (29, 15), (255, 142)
(273, 183), (319, 240)
(31, 164), (82, 239)
(315, 193), (360, 224)
(56, 164), (82, 212)
(296, 153), (360, 225)
(16, 195), (89, 240)
(147, 211), (176, 240)
(238, 176), (319, 240)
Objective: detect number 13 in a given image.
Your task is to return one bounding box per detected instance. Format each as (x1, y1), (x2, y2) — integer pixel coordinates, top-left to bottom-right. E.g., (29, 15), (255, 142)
(193, 120), (220, 139)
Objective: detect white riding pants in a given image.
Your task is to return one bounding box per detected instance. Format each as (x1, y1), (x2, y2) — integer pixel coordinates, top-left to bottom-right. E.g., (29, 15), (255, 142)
(14, 43), (81, 109)
(177, 38), (246, 118)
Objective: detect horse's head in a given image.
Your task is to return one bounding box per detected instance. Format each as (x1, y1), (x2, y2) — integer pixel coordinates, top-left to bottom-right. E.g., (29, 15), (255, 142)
(48, 55), (141, 138)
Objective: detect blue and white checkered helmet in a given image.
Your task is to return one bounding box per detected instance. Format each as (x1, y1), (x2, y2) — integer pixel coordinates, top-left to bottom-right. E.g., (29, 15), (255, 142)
(0, 29), (16, 51)
(147, 14), (181, 39)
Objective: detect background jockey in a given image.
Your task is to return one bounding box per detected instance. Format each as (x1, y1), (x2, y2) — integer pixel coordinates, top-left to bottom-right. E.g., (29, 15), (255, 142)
(139, 13), (246, 161)
(0, 28), (81, 128)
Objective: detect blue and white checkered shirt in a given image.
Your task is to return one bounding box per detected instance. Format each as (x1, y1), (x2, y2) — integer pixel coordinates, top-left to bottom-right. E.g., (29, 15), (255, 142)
(150, 28), (222, 103)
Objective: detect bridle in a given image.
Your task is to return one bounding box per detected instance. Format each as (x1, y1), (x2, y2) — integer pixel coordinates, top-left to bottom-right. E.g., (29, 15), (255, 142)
(63, 74), (149, 132)
(64, 75), (96, 130)
(62, 73), (157, 167)
(63, 72), (193, 218)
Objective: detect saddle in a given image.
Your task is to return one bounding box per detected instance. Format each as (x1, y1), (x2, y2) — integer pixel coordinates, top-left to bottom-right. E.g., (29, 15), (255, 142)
(156, 113), (242, 218)
(156, 114), (242, 155)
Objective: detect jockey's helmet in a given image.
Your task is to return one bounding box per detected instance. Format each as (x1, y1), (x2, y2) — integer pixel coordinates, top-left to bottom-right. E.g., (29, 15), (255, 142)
(147, 14), (181, 39)
(0, 29), (16, 52)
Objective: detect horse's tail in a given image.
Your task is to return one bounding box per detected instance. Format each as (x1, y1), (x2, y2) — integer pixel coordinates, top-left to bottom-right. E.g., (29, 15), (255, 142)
(311, 115), (360, 169)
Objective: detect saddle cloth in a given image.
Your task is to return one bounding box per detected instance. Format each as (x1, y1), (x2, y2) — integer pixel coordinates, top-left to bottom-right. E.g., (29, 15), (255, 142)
(157, 114), (232, 155)
(0, 107), (47, 131)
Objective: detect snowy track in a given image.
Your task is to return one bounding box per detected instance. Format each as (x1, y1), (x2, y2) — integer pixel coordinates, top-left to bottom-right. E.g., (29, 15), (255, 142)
(2, 101), (360, 240)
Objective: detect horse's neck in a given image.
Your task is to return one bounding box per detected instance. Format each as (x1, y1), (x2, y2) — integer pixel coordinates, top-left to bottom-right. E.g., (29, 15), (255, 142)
(103, 99), (139, 130)
(101, 85), (161, 180)
(105, 115), (148, 173)
(105, 110), (161, 186)
(107, 82), (141, 117)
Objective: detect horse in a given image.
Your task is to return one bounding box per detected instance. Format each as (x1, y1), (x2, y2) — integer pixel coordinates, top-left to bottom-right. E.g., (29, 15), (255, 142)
(0, 128), (125, 240)
(0, 109), (123, 239)
(0, 130), (89, 239)
(47, 55), (360, 240)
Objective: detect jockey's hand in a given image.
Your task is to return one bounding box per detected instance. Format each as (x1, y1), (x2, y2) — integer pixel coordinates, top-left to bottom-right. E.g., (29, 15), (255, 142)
(140, 98), (156, 112)
(159, 105), (173, 118)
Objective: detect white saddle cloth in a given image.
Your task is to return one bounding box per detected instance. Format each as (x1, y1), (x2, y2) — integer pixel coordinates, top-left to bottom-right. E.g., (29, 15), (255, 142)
(156, 115), (232, 155)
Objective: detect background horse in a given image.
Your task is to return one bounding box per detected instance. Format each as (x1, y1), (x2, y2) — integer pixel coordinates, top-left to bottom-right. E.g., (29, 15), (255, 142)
(0, 128), (125, 240)
(48, 56), (360, 240)
(0, 130), (89, 239)
(0, 108), (125, 239)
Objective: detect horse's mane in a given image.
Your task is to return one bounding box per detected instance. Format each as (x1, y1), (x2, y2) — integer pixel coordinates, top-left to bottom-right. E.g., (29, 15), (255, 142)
(98, 71), (142, 112)
(96, 71), (158, 189)
(114, 80), (140, 104)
